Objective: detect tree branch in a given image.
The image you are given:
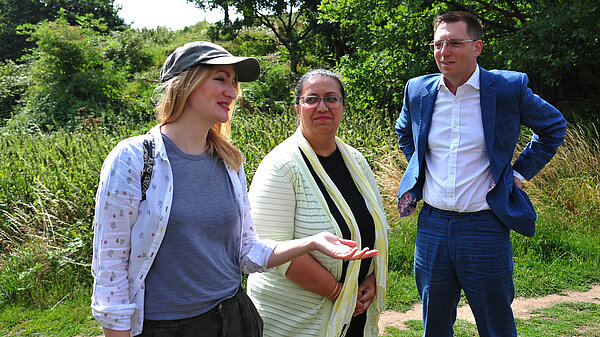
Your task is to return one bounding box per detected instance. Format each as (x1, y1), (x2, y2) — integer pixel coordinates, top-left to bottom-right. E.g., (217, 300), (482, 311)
(435, 0), (527, 34)
(255, 10), (290, 50)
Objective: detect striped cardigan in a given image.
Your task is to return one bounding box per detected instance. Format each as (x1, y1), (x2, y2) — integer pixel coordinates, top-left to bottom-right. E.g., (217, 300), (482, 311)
(247, 130), (388, 337)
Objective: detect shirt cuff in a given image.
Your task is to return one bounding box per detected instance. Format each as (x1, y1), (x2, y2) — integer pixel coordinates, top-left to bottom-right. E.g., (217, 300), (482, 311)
(258, 239), (277, 268)
(512, 170), (525, 182)
(91, 304), (136, 331)
(242, 239), (277, 273)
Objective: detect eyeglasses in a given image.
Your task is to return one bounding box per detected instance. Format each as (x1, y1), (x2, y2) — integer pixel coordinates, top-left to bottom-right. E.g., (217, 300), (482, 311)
(428, 39), (477, 51)
(299, 95), (344, 109)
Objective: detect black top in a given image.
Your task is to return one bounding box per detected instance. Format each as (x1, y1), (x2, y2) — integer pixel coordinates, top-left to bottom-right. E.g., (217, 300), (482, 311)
(300, 147), (375, 284)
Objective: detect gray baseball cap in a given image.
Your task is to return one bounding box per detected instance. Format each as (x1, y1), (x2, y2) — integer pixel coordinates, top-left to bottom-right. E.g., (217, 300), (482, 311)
(160, 41), (260, 83)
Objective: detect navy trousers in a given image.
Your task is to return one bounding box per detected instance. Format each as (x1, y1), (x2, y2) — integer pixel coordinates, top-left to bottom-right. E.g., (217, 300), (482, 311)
(415, 203), (517, 337)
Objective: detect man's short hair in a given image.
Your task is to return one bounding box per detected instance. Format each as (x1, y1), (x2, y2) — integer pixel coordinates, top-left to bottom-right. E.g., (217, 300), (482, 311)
(433, 11), (483, 40)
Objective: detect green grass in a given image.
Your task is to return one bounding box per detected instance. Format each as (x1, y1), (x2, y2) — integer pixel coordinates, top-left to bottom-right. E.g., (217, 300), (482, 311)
(383, 302), (600, 336)
(516, 302), (600, 336)
(0, 290), (103, 337)
(512, 210), (600, 298)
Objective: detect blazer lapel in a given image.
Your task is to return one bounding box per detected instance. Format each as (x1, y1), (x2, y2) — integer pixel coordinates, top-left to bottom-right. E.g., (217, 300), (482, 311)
(417, 76), (440, 163)
(479, 68), (496, 162)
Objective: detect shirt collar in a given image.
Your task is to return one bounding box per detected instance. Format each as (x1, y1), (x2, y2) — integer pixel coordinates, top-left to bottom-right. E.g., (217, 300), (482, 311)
(438, 64), (480, 91)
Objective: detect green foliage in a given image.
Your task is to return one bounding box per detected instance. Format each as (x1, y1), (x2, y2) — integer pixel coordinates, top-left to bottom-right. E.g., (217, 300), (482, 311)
(0, 289), (103, 336)
(527, 124), (600, 233)
(231, 109), (297, 181)
(216, 27), (279, 57)
(193, 0), (324, 72)
(0, 240), (88, 307)
(483, 0), (600, 124)
(239, 58), (297, 114)
(105, 29), (154, 74)
(9, 17), (159, 130)
(0, 0), (125, 62)
(0, 61), (28, 125)
(320, 0), (600, 125)
(320, 0), (436, 120)
(141, 21), (212, 58)
(0, 122), (153, 306)
(187, 0), (234, 25)
(103, 29), (160, 123)
(337, 49), (414, 123)
(14, 18), (126, 129)
(207, 20), (247, 42)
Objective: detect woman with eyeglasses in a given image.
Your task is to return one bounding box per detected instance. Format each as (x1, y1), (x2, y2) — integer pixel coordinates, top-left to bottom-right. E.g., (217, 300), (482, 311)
(247, 69), (389, 337)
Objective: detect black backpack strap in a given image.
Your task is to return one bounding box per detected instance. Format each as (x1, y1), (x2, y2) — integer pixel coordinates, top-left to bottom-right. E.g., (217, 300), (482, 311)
(140, 134), (155, 201)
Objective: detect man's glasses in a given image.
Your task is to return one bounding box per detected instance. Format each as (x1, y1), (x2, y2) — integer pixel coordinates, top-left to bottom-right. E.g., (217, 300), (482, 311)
(299, 96), (344, 109)
(428, 39), (478, 51)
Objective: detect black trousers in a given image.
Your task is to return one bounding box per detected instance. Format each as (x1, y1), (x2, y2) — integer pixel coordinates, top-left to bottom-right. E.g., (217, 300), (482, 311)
(345, 310), (367, 336)
(137, 287), (263, 337)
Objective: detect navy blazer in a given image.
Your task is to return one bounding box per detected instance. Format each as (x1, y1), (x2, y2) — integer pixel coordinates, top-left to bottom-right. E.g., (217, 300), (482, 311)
(395, 67), (566, 237)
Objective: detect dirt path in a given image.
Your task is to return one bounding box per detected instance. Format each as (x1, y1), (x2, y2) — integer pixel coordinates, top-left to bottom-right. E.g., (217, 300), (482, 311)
(378, 284), (600, 332)
(82, 285), (600, 337)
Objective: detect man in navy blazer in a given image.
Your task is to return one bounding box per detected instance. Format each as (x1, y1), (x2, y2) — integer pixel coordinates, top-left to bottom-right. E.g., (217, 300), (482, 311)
(395, 11), (566, 337)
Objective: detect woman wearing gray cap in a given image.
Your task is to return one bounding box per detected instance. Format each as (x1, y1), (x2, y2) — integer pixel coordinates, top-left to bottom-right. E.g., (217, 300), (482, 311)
(90, 41), (377, 337)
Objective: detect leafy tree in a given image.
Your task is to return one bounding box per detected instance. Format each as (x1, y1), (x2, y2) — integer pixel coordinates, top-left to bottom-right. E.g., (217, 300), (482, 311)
(105, 29), (154, 75)
(320, 0), (436, 121)
(320, 0), (600, 124)
(239, 57), (297, 114)
(190, 0), (323, 73)
(0, 61), (27, 124)
(188, 0), (234, 25)
(12, 15), (131, 130)
(0, 0), (124, 62)
(480, 0), (600, 124)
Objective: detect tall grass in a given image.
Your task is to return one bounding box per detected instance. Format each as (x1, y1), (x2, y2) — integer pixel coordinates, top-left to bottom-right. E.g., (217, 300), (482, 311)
(527, 124), (600, 232)
(0, 122), (153, 306)
(231, 107), (396, 183)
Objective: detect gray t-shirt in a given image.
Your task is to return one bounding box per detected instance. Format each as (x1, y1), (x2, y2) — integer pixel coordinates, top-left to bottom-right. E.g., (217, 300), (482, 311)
(144, 133), (241, 320)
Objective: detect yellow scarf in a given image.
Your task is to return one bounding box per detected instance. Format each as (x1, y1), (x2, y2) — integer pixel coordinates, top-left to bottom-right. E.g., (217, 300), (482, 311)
(293, 129), (388, 337)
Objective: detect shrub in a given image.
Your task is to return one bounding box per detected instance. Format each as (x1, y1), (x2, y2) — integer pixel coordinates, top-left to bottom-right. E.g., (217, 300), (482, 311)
(239, 57), (297, 114)
(13, 17), (133, 130)
(0, 61), (28, 125)
(105, 29), (154, 75)
(217, 27), (279, 57)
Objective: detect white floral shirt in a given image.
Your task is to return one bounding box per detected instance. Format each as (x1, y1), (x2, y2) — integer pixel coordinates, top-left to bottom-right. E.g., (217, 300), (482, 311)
(91, 125), (276, 336)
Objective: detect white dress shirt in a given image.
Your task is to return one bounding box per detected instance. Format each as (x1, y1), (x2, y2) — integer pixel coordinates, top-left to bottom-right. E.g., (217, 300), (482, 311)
(423, 66), (494, 212)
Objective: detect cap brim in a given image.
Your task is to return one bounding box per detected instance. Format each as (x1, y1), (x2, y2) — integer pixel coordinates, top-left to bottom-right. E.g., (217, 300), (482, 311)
(203, 56), (260, 82)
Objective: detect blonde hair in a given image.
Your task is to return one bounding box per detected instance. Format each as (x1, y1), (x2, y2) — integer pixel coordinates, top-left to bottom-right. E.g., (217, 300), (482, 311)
(155, 65), (244, 170)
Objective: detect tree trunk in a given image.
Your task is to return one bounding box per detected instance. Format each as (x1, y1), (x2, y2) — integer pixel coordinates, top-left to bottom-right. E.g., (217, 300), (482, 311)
(287, 43), (299, 73)
(223, 4), (229, 25)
